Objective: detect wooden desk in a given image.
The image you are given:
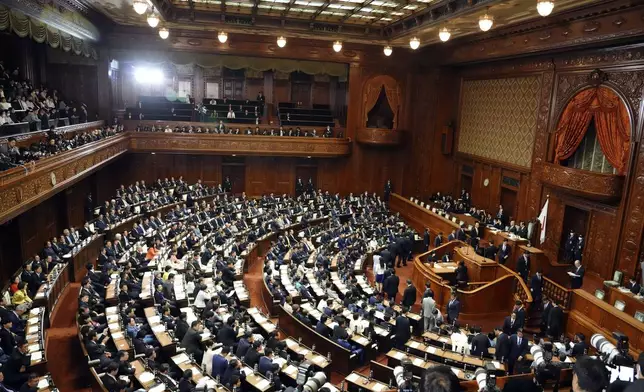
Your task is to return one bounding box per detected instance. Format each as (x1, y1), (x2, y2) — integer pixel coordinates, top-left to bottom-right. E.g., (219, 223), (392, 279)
(453, 246), (500, 282)
(390, 194), (459, 238)
(604, 285), (644, 318)
(386, 348), (475, 380)
(69, 234), (104, 282)
(412, 335), (507, 373)
(567, 289), (644, 356)
(26, 307), (47, 370)
(144, 307), (175, 351)
(344, 371), (396, 392)
(33, 262), (69, 316)
(482, 230), (528, 272)
(106, 306), (132, 354)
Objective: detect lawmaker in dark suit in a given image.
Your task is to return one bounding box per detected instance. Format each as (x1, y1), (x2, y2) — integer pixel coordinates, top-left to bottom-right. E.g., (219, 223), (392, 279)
(627, 278), (642, 295)
(456, 226), (467, 242)
(547, 302), (564, 338)
(530, 271), (543, 304)
(571, 333), (588, 357)
(502, 313), (518, 336)
(423, 229), (430, 251)
(383, 271), (400, 302)
(211, 346), (230, 378)
(494, 328), (510, 362)
(498, 240), (511, 265)
(434, 233), (443, 248)
(446, 294), (460, 324)
(517, 252), (530, 282)
(508, 329), (529, 374)
(394, 308), (411, 349)
(401, 280), (417, 307)
(181, 321), (204, 364)
(569, 260), (585, 289)
(470, 329), (491, 358)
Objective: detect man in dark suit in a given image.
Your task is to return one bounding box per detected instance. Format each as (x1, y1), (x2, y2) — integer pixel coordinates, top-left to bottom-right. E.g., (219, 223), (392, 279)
(548, 302), (564, 339)
(447, 230), (456, 242)
(101, 362), (129, 392)
(434, 232), (443, 248)
(564, 231), (577, 263)
(383, 270), (400, 302)
(181, 321), (204, 364)
(5, 340), (31, 389)
(470, 222), (481, 249)
(530, 270), (543, 305)
(517, 251), (530, 282)
(446, 293), (460, 324)
(217, 318), (238, 348)
(498, 239), (511, 265)
(243, 341), (262, 368)
(503, 312), (519, 336)
(394, 307), (411, 349)
(402, 279), (417, 307)
(508, 329), (529, 374)
(494, 327), (510, 362)
(541, 298), (552, 334)
(456, 225), (467, 242)
(571, 333), (588, 357)
(628, 277), (642, 295)
(484, 241), (497, 260)
(569, 260), (585, 289)
(211, 346), (230, 379)
(513, 300), (526, 328)
(470, 327), (491, 358)
(423, 228), (430, 251)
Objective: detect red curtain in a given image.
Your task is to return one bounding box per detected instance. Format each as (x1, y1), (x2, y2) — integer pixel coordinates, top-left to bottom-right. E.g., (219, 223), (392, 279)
(554, 87), (631, 175)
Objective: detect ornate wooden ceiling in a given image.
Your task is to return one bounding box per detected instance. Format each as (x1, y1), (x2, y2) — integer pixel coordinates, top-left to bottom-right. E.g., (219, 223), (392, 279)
(80, 0), (607, 47)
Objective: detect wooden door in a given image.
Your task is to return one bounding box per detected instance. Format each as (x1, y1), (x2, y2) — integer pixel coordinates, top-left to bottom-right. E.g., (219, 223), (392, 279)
(291, 82), (312, 107)
(499, 187), (517, 222)
(460, 174), (473, 197)
(222, 164), (245, 195)
(223, 79), (244, 100)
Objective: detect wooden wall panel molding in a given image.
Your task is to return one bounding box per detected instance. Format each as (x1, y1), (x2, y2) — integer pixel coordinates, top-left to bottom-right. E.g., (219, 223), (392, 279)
(355, 128), (404, 146)
(128, 132), (351, 157)
(0, 135), (129, 224)
(540, 162), (625, 202)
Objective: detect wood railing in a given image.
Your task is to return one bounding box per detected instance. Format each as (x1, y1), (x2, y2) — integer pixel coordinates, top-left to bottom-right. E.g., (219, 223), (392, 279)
(543, 276), (573, 309)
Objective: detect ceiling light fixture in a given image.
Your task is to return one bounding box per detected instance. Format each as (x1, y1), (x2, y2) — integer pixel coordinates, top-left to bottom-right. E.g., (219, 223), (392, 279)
(147, 11), (160, 28)
(409, 37), (420, 50)
(333, 40), (343, 52)
(277, 36), (287, 48)
(439, 27), (451, 42)
(383, 45), (392, 56)
(478, 9), (494, 32)
(218, 31), (228, 43)
(133, 0), (148, 15)
(159, 27), (169, 39)
(536, 0), (555, 17)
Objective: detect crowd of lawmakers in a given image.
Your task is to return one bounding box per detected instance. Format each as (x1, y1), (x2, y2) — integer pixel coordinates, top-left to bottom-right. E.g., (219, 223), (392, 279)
(0, 175), (631, 392)
(0, 61), (90, 128)
(134, 122), (343, 138)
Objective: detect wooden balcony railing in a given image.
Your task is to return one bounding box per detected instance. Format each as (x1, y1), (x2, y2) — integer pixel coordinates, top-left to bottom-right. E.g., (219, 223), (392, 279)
(543, 276), (573, 309)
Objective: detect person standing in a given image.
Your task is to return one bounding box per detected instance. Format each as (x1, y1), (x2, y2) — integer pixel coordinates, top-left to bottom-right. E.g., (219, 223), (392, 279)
(421, 293), (435, 331)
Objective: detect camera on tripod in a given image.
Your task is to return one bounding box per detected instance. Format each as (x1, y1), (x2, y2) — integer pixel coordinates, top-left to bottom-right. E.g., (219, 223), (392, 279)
(474, 364), (500, 392)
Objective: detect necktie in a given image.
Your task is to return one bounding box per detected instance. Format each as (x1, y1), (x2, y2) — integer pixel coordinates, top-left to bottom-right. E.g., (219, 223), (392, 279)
(518, 338), (521, 345)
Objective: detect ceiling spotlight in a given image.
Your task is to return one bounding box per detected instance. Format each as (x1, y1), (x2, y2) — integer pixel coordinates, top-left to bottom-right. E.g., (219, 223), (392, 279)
(218, 31), (228, 43)
(409, 37), (420, 50)
(383, 45), (392, 56)
(277, 36), (287, 48)
(439, 27), (451, 42)
(537, 0), (554, 16)
(159, 27), (169, 39)
(333, 41), (343, 53)
(147, 12), (159, 28)
(133, 0), (148, 15)
(478, 10), (494, 32)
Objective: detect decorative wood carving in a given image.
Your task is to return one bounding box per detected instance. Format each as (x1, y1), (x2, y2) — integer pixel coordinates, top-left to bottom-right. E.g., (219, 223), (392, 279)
(128, 132), (352, 157)
(0, 120), (105, 144)
(540, 163), (625, 202)
(0, 135), (129, 225)
(122, 120), (343, 136)
(355, 128), (404, 146)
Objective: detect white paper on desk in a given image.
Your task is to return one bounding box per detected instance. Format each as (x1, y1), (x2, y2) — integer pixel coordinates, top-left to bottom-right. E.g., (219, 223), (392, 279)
(412, 358), (424, 366)
(300, 349), (309, 355)
(107, 315), (119, 322)
(409, 341), (420, 349)
(191, 367), (202, 378)
(30, 308), (42, 316)
(37, 378), (49, 389)
(28, 317), (39, 325)
(285, 364), (298, 374)
(256, 378), (271, 390)
(427, 346), (436, 354)
(492, 361), (501, 369)
(28, 344), (40, 353)
(394, 351), (405, 359)
(346, 373), (360, 383)
(30, 351), (42, 362)
(274, 357), (286, 367)
(174, 353), (190, 364)
(108, 323), (119, 331)
(451, 368), (461, 377)
(373, 383), (387, 392)
(27, 334), (38, 342)
(140, 371), (155, 383)
(152, 325), (166, 333)
(111, 332), (124, 340)
(149, 383), (167, 392)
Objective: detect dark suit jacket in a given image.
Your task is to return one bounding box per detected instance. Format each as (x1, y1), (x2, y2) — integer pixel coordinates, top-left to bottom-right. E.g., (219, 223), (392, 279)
(434, 236), (443, 247)
(217, 325), (237, 347)
(530, 275), (543, 298)
(508, 334), (529, 362)
(175, 320), (190, 342)
(570, 266), (585, 289)
(211, 354), (228, 378)
(181, 328), (203, 357)
(495, 333), (510, 361)
(447, 299), (460, 322)
(548, 306), (564, 336)
(471, 333), (491, 357)
(571, 341), (588, 357)
(502, 317), (518, 336)
(383, 275), (400, 297)
(394, 315), (411, 343)
(629, 282), (642, 295)
(498, 245), (511, 264)
(243, 347), (261, 367)
(402, 285), (417, 307)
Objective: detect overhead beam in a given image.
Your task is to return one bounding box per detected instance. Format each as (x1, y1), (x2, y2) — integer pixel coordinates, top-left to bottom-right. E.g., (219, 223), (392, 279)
(310, 0), (331, 20)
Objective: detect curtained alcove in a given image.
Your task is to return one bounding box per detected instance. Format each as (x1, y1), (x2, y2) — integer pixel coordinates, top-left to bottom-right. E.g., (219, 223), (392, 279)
(543, 82), (631, 202)
(357, 75), (403, 146)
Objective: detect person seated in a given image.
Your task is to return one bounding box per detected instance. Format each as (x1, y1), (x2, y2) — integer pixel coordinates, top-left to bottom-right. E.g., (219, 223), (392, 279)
(11, 283), (31, 306)
(18, 373), (39, 392)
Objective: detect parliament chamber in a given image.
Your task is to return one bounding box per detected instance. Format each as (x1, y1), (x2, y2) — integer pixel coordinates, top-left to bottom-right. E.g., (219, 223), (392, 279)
(2, 0), (644, 391)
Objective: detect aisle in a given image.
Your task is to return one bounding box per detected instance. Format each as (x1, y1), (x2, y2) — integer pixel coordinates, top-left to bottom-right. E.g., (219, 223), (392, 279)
(47, 283), (94, 391)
